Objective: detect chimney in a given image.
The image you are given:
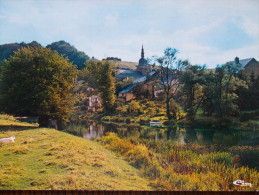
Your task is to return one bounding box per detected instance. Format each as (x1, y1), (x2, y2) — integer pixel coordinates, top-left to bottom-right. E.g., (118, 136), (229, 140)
(235, 57), (239, 64)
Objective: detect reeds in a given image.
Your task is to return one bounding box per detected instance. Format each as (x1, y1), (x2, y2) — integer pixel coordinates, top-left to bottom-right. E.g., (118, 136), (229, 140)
(98, 133), (259, 191)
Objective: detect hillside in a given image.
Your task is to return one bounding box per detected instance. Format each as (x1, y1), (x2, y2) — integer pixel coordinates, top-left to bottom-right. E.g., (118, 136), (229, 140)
(46, 41), (90, 69)
(0, 122), (153, 190)
(114, 61), (138, 70)
(0, 41), (90, 69)
(0, 41), (41, 64)
(105, 60), (138, 70)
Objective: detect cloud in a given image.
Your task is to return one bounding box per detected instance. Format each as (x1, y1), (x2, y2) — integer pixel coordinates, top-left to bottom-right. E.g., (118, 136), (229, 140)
(105, 12), (119, 27)
(238, 15), (259, 37)
(0, 0), (259, 68)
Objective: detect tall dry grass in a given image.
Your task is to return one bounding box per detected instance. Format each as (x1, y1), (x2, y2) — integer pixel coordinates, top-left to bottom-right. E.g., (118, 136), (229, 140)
(98, 133), (259, 191)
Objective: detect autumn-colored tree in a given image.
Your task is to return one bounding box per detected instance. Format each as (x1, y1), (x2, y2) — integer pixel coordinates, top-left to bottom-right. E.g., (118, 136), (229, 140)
(0, 46), (77, 126)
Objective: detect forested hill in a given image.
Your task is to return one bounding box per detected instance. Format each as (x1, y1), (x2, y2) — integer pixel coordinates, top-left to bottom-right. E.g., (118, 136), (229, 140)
(0, 41), (41, 64)
(0, 40), (90, 69)
(46, 41), (90, 69)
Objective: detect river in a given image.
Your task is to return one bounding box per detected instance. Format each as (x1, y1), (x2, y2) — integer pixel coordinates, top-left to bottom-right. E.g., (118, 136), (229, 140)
(64, 121), (259, 170)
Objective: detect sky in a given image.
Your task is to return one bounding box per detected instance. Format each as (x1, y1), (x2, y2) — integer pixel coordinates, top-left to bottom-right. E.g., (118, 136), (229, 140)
(0, 0), (259, 68)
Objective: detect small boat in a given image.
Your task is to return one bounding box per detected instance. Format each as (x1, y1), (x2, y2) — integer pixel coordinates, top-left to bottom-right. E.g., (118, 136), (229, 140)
(150, 121), (163, 126)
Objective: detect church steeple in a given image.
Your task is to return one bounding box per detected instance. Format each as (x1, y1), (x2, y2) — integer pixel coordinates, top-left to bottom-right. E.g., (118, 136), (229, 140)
(137, 44), (151, 76)
(138, 45), (148, 66)
(141, 44), (144, 59)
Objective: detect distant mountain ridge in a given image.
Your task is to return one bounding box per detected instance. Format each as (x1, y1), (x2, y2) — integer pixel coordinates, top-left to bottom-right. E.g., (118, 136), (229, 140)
(0, 40), (90, 69)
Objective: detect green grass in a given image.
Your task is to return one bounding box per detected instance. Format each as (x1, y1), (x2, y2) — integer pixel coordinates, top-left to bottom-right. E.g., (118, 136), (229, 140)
(0, 128), (154, 190)
(0, 114), (38, 127)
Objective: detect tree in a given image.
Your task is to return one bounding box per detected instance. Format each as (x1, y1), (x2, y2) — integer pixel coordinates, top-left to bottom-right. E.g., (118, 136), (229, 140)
(237, 72), (259, 111)
(99, 61), (116, 112)
(127, 100), (141, 114)
(79, 59), (102, 89)
(179, 65), (206, 121)
(202, 62), (246, 127)
(153, 48), (188, 121)
(80, 60), (116, 112)
(0, 46), (77, 127)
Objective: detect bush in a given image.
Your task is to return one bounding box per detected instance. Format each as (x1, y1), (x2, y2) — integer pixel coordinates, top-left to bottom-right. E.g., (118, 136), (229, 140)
(127, 101), (141, 114)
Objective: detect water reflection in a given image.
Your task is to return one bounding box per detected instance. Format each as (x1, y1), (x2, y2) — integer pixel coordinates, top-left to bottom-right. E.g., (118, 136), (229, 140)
(64, 121), (259, 169)
(65, 121), (259, 147)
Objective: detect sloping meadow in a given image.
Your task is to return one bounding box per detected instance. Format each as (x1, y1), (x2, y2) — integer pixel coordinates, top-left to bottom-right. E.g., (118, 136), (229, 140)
(0, 128), (153, 190)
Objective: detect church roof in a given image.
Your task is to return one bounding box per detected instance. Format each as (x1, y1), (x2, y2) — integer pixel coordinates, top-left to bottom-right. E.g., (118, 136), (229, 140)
(119, 84), (136, 94)
(139, 58), (148, 66)
(116, 69), (143, 78)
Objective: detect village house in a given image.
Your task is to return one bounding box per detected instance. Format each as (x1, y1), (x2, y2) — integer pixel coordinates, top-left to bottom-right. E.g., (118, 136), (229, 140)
(228, 57), (259, 75)
(118, 84), (136, 103)
(88, 95), (102, 112)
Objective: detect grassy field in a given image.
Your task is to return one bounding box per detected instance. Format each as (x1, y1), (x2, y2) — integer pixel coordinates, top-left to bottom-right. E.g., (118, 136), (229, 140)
(0, 127), (154, 190)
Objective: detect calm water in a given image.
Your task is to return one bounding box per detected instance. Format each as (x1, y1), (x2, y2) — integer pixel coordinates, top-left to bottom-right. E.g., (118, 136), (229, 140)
(65, 121), (259, 169)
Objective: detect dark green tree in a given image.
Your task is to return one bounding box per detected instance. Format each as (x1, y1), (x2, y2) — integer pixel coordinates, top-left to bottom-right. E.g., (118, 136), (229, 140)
(153, 48), (188, 121)
(237, 72), (259, 111)
(80, 60), (116, 112)
(202, 62), (245, 127)
(79, 59), (102, 89)
(179, 65), (206, 121)
(0, 46), (77, 126)
(99, 61), (116, 112)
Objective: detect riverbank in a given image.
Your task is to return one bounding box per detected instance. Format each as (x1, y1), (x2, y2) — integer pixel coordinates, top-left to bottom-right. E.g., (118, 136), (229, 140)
(97, 133), (259, 191)
(0, 126), (154, 190)
(89, 102), (259, 131)
(0, 114), (38, 128)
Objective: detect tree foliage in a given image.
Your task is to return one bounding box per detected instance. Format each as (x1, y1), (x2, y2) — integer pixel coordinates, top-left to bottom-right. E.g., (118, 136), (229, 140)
(237, 72), (259, 111)
(201, 62), (248, 127)
(0, 46), (77, 126)
(127, 100), (141, 114)
(46, 41), (90, 69)
(0, 41), (42, 64)
(99, 61), (116, 112)
(153, 48), (188, 121)
(80, 60), (116, 112)
(179, 65), (206, 121)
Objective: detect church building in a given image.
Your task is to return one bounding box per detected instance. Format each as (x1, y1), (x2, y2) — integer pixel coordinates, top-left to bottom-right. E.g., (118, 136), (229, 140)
(116, 45), (153, 81)
(136, 45), (152, 76)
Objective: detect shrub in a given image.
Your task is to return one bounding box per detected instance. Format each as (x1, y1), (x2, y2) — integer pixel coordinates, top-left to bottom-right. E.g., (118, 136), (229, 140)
(127, 101), (141, 114)
(205, 152), (232, 165)
(0, 114), (17, 122)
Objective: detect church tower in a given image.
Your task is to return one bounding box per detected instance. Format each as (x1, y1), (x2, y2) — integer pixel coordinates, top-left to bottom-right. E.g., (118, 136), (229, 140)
(138, 45), (148, 66)
(141, 45), (144, 58)
(137, 45), (151, 76)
